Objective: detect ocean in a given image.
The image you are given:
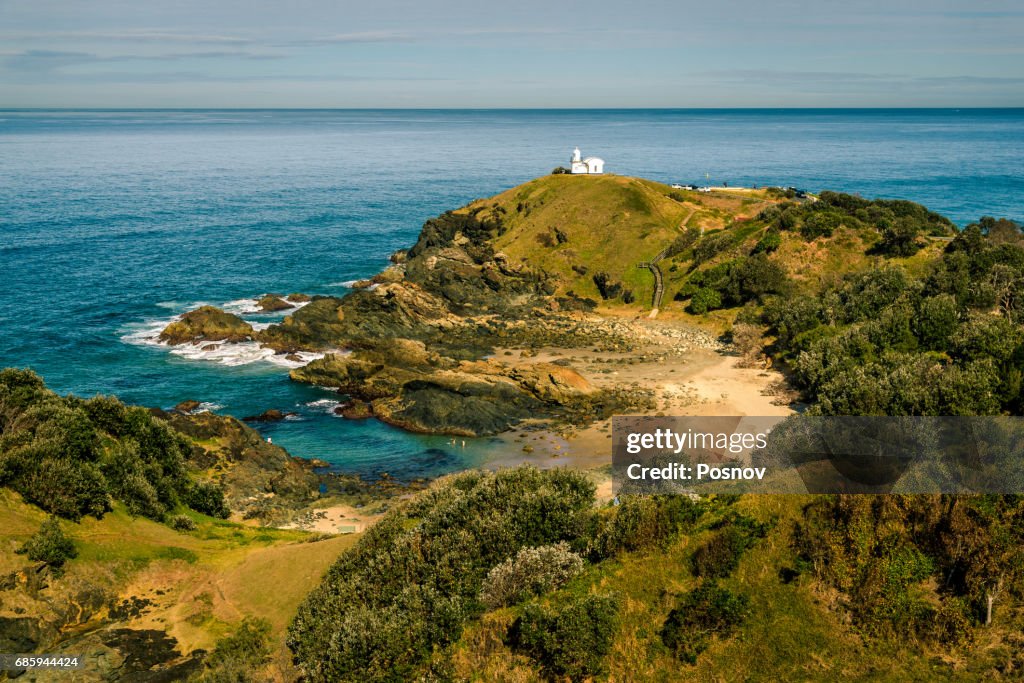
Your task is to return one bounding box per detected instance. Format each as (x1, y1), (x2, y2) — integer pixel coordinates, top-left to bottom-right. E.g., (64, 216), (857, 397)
(2, 109), (1022, 479)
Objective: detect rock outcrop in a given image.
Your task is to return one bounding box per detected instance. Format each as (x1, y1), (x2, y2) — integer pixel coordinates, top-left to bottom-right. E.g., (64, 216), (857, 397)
(159, 306), (254, 345)
(290, 338), (613, 436)
(256, 293), (293, 312)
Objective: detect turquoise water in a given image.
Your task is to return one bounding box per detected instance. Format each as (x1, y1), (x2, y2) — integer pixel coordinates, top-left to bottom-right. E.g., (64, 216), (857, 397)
(2, 109), (1023, 478)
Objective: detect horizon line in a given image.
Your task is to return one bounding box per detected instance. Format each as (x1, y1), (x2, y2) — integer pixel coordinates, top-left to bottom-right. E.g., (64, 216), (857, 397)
(3, 106), (1024, 112)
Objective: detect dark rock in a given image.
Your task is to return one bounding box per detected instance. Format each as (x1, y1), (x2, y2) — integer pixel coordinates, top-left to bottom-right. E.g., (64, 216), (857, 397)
(338, 400), (373, 420)
(287, 292), (312, 302)
(242, 409), (295, 422)
(173, 400), (201, 414)
(256, 294), (293, 312)
(157, 410), (319, 520)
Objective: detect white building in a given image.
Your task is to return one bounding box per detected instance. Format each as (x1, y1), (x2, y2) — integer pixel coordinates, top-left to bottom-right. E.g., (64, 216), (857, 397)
(570, 147), (604, 174)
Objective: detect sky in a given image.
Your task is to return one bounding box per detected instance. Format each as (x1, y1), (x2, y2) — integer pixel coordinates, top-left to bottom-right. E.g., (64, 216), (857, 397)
(1, 0), (1023, 108)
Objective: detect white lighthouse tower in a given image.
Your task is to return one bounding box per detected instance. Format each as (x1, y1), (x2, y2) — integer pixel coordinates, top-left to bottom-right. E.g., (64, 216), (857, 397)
(570, 147), (604, 174)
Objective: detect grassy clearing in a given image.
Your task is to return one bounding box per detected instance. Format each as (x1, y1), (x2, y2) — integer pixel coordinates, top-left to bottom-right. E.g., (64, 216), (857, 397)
(0, 489), (356, 679)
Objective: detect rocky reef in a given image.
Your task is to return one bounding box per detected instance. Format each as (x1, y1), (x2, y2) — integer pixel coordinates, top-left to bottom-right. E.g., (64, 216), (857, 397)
(291, 338), (613, 436)
(158, 305), (254, 345)
(159, 193), (662, 436)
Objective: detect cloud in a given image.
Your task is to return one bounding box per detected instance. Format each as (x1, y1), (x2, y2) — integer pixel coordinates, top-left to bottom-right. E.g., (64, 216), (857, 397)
(0, 30), (253, 45)
(700, 70), (1024, 90)
(304, 27), (573, 45)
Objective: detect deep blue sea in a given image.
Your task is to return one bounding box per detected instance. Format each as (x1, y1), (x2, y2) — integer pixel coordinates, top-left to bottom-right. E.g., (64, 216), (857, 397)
(2, 109), (1023, 479)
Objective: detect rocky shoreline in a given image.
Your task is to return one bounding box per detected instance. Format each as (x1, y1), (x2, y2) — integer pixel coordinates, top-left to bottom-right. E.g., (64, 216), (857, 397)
(157, 206), (683, 437)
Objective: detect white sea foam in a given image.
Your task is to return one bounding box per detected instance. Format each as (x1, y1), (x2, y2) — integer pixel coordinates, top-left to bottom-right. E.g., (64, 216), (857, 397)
(266, 350), (327, 368)
(283, 297), (311, 310)
(169, 340), (277, 367)
(223, 298), (261, 315)
(122, 298), (333, 368)
(328, 280), (360, 288)
(194, 401), (223, 413)
(305, 398), (345, 417)
(119, 316), (176, 346)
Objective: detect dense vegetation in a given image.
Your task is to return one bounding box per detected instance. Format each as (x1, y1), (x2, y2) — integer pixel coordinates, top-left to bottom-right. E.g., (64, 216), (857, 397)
(0, 368), (228, 522)
(794, 494), (1024, 644)
(763, 217), (1024, 415)
(287, 468), (704, 682)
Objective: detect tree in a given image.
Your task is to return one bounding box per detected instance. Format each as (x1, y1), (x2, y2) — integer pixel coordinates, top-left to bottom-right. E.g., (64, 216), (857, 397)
(875, 217), (923, 257)
(731, 323), (764, 367)
(688, 288), (722, 315)
(17, 516), (77, 569)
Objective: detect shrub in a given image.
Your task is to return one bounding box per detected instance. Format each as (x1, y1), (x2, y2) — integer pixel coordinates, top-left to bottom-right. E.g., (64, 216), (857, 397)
(691, 526), (750, 578)
(593, 495), (701, 558)
(875, 217), (923, 256)
(731, 323), (764, 366)
(688, 287), (722, 314)
(196, 617), (272, 682)
(168, 514), (197, 532)
(752, 229), (782, 254)
(13, 457), (111, 521)
(17, 516), (77, 568)
(184, 481), (230, 519)
(666, 226), (702, 258)
(693, 232), (736, 265)
(661, 583), (748, 664)
(592, 272), (623, 300)
(0, 371), (207, 522)
(102, 441), (167, 519)
(509, 593), (619, 681)
(288, 467), (596, 682)
(480, 542), (584, 609)
(801, 211), (841, 240)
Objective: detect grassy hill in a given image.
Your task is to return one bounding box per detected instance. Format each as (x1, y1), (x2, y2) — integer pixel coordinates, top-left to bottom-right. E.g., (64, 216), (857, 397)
(0, 488), (356, 680)
(449, 174), (952, 325)
(461, 174), (776, 309)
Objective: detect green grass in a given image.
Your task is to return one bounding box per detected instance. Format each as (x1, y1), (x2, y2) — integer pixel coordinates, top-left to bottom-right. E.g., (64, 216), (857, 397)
(467, 175), (776, 312)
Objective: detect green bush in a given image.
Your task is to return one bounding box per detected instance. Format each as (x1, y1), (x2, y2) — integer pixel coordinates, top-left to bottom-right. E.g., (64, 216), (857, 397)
(692, 232), (736, 265)
(875, 217), (923, 256)
(661, 583), (748, 664)
(0, 370), (212, 522)
(691, 526), (750, 578)
(665, 226), (702, 258)
(287, 467), (596, 682)
(688, 287), (722, 314)
(509, 593), (619, 681)
(593, 494), (701, 558)
(17, 516), (77, 568)
(800, 211), (841, 240)
(184, 481), (230, 519)
(195, 617), (272, 682)
(168, 514), (197, 532)
(13, 457), (111, 521)
(752, 229), (782, 254)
